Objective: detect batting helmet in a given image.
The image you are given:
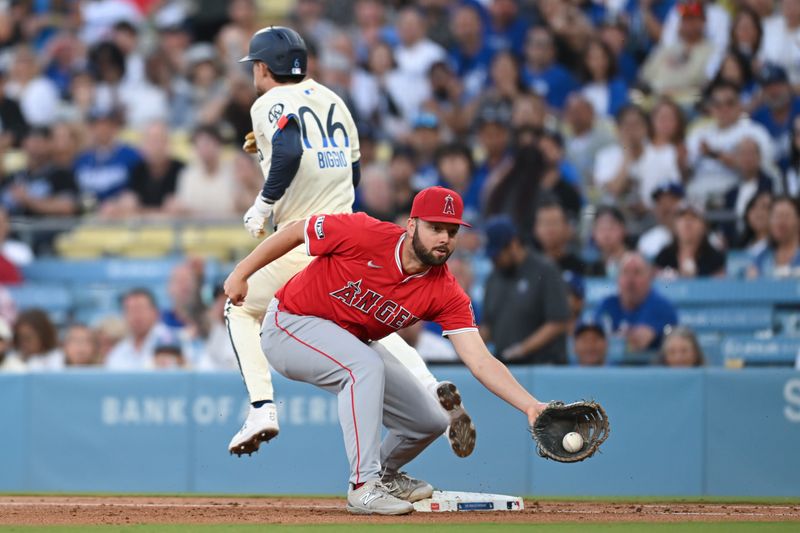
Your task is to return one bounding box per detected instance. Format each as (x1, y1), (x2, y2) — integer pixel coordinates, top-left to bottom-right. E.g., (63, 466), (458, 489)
(239, 26), (307, 77)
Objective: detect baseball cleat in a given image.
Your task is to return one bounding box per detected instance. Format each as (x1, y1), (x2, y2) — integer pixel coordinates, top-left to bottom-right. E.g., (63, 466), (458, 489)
(437, 381), (476, 458)
(346, 479), (414, 515)
(381, 471), (433, 502)
(228, 402), (279, 456)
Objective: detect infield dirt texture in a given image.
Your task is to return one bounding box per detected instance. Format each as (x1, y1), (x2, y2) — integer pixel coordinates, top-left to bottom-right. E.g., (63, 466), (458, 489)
(1, 496), (799, 531)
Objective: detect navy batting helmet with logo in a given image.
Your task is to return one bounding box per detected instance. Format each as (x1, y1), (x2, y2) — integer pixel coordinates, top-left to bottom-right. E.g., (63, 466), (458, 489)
(239, 26), (307, 77)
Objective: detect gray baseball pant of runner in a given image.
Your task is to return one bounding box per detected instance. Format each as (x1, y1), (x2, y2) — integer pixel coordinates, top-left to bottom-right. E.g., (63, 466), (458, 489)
(262, 298), (450, 486)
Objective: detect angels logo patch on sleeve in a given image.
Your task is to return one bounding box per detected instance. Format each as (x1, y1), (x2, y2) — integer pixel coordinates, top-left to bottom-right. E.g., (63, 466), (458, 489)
(268, 103), (285, 124)
(314, 215), (325, 239)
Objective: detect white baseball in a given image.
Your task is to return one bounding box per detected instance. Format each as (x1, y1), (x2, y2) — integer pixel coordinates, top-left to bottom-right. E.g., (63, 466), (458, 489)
(562, 432), (584, 453)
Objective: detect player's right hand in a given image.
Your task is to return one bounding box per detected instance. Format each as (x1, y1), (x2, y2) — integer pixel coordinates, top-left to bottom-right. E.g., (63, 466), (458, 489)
(224, 273), (248, 306)
(243, 196), (273, 238)
(242, 131), (258, 154)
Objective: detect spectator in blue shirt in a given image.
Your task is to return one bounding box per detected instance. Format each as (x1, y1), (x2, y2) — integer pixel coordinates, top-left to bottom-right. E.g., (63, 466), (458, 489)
(579, 38), (629, 118)
(73, 107), (142, 214)
(449, 4), (494, 101)
(484, 0), (530, 58)
(594, 252), (679, 351)
(748, 196), (800, 279)
(521, 26), (579, 111)
(599, 17), (639, 85)
(751, 63), (800, 170)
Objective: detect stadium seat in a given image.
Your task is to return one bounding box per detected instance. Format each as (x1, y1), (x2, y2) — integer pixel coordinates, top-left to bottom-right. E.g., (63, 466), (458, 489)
(725, 251), (752, 279)
(21, 258), (183, 285)
(8, 284), (73, 324)
(678, 305), (773, 333)
(721, 335), (800, 367)
(180, 225), (257, 261)
(55, 226), (134, 257)
(585, 278), (800, 306)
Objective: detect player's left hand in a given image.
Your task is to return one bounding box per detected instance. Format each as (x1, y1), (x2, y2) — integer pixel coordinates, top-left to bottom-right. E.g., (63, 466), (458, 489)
(526, 402), (548, 427)
(224, 273), (249, 306)
(530, 400), (610, 463)
(243, 196), (273, 238)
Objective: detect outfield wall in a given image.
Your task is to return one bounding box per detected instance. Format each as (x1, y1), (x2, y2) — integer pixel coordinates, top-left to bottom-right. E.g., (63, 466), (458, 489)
(1, 368), (798, 497)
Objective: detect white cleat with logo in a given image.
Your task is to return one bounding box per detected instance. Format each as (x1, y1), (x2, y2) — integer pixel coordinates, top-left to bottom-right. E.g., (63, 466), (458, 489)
(346, 479), (414, 515)
(228, 402), (280, 456)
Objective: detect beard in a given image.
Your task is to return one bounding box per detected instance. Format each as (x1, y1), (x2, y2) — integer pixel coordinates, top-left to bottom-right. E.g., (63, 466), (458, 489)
(412, 227), (452, 266)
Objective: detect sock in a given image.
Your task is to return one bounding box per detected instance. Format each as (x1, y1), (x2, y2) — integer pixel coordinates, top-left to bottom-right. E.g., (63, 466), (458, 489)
(251, 400), (273, 408)
(353, 482), (365, 490)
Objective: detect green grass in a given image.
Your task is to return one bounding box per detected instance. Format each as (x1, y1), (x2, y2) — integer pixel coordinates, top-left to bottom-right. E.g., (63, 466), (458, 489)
(0, 524), (798, 533)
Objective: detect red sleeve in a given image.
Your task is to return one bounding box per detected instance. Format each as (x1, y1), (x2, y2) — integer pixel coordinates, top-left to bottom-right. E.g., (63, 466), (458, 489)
(304, 212), (365, 257)
(430, 279), (478, 337)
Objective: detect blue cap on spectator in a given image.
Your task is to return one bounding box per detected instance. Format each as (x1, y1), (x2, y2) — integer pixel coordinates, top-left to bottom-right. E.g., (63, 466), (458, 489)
(412, 113), (439, 130)
(759, 63), (789, 85)
(484, 215), (517, 259)
(562, 270), (585, 300)
(651, 182), (685, 201)
(574, 321), (605, 338)
(154, 330), (182, 355)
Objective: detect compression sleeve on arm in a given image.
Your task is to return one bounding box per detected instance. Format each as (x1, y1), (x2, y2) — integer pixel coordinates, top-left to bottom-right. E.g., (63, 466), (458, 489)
(352, 160), (361, 188)
(261, 119), (303, 203)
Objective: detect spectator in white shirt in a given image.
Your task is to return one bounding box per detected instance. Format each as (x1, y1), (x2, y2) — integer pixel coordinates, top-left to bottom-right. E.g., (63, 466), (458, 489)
(12, 309), (64, 371)
(0, 208), (33, 267)
(196, 286), (238, 371)
(593, 104), (681, 210)
(111, 21), (146, 89)
(563, 93), (616, 186)
(4, 45), (61, 127)
(105, 288), (173, 371)
(394, 7), (446, 81)
(686, 81), (775, 207)
(761, 0), (800, 86)
(638, 182), (685, 260)
(351, 41), (423, 139)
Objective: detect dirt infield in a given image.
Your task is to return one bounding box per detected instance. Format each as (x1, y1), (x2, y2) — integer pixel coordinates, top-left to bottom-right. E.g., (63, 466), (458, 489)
(0, 496), (799, 525)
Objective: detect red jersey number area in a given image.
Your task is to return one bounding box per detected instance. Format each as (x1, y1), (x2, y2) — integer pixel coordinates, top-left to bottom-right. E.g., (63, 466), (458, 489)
(275, 212), (477, 342)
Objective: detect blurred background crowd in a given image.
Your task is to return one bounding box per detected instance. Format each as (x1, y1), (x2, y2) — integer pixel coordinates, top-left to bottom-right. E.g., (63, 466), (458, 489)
(1, 0), (800, 373)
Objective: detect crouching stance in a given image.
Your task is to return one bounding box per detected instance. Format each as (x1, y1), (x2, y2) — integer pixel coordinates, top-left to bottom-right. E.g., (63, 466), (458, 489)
(225, 187), (545, 515)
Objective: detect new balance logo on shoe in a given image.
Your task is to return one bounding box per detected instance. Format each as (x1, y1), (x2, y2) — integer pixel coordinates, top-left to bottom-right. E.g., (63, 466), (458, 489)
(361, 492), (381, 506)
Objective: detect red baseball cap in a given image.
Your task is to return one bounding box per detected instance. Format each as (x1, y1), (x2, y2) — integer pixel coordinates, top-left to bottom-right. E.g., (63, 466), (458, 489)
(410, 186), (471, 227)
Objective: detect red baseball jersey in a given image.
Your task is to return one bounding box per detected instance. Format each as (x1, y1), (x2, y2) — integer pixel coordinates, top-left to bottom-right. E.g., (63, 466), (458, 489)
(275, 212), (477, 342)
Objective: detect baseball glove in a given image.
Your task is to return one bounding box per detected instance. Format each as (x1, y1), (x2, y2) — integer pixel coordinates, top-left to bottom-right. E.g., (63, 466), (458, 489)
(243, 131), (258, 154)
(531, 400), (609, 463)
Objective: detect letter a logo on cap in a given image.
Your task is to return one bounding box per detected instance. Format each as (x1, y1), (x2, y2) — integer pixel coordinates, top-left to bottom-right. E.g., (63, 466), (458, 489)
(443, 195), (455, 215)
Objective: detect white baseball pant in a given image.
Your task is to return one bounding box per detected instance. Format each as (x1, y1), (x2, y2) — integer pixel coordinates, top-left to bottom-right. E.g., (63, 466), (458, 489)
(262, 298), (449, 484)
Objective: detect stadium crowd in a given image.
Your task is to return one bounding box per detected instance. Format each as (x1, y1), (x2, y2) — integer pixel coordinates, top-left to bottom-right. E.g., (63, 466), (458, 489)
(0, 0), (799, 372)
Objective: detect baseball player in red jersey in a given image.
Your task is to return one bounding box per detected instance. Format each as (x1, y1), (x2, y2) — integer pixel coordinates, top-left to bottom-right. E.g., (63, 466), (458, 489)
(225, 187), (547, 515)
(228, 26), (476, 460)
